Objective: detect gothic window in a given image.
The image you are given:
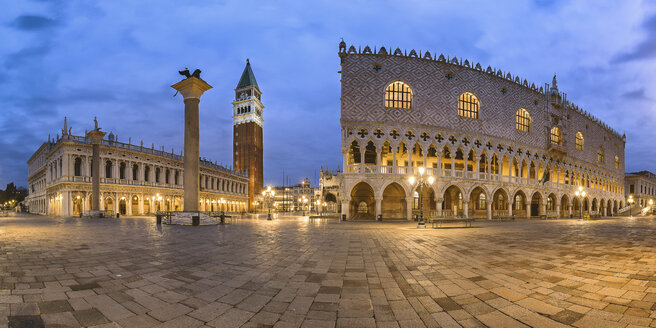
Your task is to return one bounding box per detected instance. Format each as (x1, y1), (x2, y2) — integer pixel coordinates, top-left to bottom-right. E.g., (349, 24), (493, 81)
(155, 167), (160, 183)
(576, 132), (584, 151)
(384, 81), (413, 109)
(358, 201), (368, 213)
(497, 194), (504, 210)
(74, 157), (82, 176)
(615, 155), (620, 169)
(515, 108), (531, 132)
(458, 92), (479, 119)
(550, 126), (562, 145)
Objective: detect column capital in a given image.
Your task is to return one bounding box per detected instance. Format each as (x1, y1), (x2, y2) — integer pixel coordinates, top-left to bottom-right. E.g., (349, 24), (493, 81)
(171, 77), (212, 100)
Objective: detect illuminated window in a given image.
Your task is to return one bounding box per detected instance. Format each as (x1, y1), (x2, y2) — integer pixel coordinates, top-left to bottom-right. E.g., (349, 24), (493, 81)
(479, 194), (486, 209)
(575, 132), (584, 151)
(550, 126), (562, 145)
(615, 155), (620, 169)
(497, 194), (504, 210)
(516, 108), (531, 132)
(385, 81), (413, 109)
(458, 92), (479, 119)
(598, 150), (604, 163)
(413, 191), (419, 209)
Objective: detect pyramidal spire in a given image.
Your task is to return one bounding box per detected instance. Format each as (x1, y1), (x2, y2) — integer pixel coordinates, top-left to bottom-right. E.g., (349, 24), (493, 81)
(236, 58), (258, 89)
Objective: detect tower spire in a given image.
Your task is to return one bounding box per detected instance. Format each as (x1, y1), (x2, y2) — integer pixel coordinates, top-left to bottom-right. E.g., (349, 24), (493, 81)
(236, 59), (258, 89)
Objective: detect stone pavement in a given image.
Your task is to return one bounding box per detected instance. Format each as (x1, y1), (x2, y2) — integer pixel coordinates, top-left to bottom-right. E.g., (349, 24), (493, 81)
(1, 214), (656, 328)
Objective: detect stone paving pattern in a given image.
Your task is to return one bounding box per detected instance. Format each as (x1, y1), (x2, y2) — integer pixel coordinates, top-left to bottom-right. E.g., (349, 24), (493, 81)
(1, 214), (656, 327)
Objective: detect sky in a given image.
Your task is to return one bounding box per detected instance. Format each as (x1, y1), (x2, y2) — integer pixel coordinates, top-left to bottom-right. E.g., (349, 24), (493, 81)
(1, 0), (655, 188)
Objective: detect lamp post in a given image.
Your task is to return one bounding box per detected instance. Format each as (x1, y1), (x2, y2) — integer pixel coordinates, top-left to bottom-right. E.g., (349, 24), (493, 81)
(628, 195), (634, 217)
(574, 186), (586, 220)
(408, 167), (435, 228)
(262, 186), (275, 220)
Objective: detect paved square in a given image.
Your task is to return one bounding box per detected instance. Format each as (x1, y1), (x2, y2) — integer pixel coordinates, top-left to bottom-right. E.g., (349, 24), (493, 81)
(1, 214), (656, 327)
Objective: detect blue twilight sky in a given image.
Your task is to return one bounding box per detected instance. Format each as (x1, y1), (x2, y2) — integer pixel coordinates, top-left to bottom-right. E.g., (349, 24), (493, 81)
(1, 0), (655, 188)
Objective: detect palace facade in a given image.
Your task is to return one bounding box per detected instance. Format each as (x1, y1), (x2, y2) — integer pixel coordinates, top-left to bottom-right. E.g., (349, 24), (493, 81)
(338, 42), (626, 220)
(26, 120), (249, 217)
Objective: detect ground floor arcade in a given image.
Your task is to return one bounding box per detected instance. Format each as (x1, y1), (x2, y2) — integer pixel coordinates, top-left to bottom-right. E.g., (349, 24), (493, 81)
(341, 178), (623, 220)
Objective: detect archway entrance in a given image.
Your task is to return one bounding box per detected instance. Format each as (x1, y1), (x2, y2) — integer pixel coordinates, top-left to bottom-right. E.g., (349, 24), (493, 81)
(530, 192), (542, 217)
(561, 195), (569, 218)
(513, 191), (527, 218)
(104, 197), (114, 213)
(492, 188), (507, 216)
(469, 187), (487, 218)
(324, 193), (338, 213)
(443, 185), (463, 217)
(383, 183), (407, 220)
(144, 199), (151, 214)
(411, 185), (435, 219)
(73, 196), (83, 217)
(118, 198), (127, 215)
(131, 196), (139, 215)
(350, 182), (374, 220)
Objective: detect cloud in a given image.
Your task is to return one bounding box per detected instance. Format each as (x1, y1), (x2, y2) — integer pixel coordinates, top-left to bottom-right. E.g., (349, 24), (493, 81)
(614, 14), (656, 63)
(621, 88), (647, 100)
(10, 15), (57, 31)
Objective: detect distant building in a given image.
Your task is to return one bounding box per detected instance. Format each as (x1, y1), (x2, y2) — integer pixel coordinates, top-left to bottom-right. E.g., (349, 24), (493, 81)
(318, 168), (342, 213)
(267, 178), (318, 213)
(26, 118), (248, 217)
(337, 41), (625, 220)
(625, 171), (656, 207)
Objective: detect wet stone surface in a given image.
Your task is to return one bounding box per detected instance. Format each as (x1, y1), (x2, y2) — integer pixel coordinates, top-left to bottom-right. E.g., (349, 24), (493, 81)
(1, 214), (656, 327)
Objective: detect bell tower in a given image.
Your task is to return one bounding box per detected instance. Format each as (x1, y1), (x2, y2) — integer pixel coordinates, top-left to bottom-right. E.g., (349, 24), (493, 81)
(232, 59), (263, 211)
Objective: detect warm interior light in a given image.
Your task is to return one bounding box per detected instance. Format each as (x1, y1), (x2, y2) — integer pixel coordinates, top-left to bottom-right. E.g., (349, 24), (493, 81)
(428, 176), (435, 184)
(418, 167), (425, 175)
(408, 176), (415, 184)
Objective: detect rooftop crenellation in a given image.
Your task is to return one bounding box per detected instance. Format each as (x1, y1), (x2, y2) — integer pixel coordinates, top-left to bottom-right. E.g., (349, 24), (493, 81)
(338, 41), (623, 140)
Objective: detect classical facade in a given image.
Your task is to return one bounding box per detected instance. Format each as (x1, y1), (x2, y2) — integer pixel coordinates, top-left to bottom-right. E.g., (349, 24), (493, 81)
(233, 59), (264, 211)
(26, 119), (249, 217)
(625, 171), (656, 208)
(338, 42), (625, 220)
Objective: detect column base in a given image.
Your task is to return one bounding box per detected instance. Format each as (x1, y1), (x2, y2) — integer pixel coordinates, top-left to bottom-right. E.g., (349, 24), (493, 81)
(84, 210), (108, 218)
(166, 212), (216, 225)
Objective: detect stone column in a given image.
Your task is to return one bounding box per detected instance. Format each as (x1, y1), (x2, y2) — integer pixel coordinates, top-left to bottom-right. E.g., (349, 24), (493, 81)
(463, 200), (469, 218)
(486, 201), (492, 220)
(171, 77), (212, 213)
(436, 199), (443, 217)
(375, 197), (382, 219)
(508, 201), (513, 217)
(62, 191), (71, 217)
(568, 204), (572, 217)
(341, 200), (350, 219)
(525, 201), (531, 218)
(406, 197), (414, 220)
(86, 129), (106, 213)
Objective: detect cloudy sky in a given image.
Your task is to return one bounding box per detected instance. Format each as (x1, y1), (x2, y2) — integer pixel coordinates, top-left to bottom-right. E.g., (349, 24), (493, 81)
(1, 0), (655, 188)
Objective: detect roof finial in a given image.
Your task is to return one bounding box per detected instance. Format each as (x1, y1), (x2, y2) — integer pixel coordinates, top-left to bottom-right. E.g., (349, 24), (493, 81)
(552, 73), (558, 89)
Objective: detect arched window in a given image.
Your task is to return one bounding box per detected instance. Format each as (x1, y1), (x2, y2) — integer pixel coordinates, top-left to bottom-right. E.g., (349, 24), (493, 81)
(458, 92), (479, 119)
(155, 167), (160, 183)
(597, 149), (604, 163)
(575, 132), (584, 151)
(479, 194), (486, 209)
(550, 126), (562, 145)
(132, 164), (138, 180)
(615, 155), (620, 169)
(105, 160), (112, 178)
(384, 81), (413, 109)
(74, 157), (82, 176)
(119, 162), (126, 179)
(515, 108), (531, 132)
(144, 166), (150, 182)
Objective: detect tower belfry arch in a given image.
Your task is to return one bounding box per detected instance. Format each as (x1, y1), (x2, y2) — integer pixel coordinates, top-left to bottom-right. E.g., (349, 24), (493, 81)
(232, 59), (264, 210)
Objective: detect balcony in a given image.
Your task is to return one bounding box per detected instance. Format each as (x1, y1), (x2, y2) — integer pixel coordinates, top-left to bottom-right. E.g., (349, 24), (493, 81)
(547, 143), (567, 156)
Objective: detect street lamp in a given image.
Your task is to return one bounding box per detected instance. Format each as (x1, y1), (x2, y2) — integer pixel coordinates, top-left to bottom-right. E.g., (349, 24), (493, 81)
(262, 186), (275, 220)
(408, 167), (435, 228)
(628, 195), (634, 217)
(574, 186), (586, 220)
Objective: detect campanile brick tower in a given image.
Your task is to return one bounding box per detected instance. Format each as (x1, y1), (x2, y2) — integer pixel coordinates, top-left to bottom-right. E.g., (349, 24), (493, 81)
(232, 59), (263, 211)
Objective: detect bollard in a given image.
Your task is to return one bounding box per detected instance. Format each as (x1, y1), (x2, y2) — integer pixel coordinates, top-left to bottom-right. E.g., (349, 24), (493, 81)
(220, 213), (225, 224)
(377, 214), (382, 221)
(342, 214), (346, 221)
(156, 215), (162, 225)
(116, 213), (120, 219)
(192, 215), (200, 226)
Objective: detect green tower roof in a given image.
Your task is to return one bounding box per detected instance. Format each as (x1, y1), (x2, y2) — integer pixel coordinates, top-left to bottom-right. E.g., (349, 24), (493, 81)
(236, 59), (258, 89)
